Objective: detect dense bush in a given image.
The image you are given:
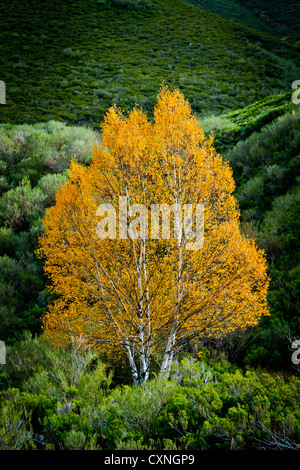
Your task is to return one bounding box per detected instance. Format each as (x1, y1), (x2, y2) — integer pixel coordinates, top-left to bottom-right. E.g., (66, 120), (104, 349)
(0, 122), (97, 343)
(1, 336), (299, 450)
(226, 110), (300, 181)
(208, 109), (300, 371)
(0, 122), (96, 185)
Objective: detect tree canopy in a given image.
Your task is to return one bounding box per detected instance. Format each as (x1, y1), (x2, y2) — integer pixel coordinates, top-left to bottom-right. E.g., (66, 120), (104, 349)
(37, 88), (269, 384)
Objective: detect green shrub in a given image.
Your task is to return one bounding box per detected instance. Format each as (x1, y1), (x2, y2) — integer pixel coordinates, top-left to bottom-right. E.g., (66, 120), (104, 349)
(107, 378), (177, 440)
(0, 178), (46, 231)
(0, 333), (51, 390)
(0, 257), (44, 344)
(0, 122), (96, 180)
(61, 48), (82, 58)
(226, 109), (300, 174)
(42, 412), (100, 450)
(23, 342), (112, 398)
(37, 173), (68, 205)
(199, 115), (240, 137)
(170, 356), (216, 388)
(256, 187), (300, 259)
(264, 164), (285, 183)
(240, 174), (265, 201)
(1, 347), (300, 450)
(0, 389), (36, 450)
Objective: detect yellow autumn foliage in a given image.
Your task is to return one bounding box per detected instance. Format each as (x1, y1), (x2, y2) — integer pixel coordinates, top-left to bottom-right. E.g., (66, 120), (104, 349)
(37, 87), (269, 383)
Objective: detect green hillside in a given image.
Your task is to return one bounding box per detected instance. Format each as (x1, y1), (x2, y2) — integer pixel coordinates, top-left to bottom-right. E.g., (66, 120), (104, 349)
(185, 0), (300, 44)
(0, 0), (299, 127)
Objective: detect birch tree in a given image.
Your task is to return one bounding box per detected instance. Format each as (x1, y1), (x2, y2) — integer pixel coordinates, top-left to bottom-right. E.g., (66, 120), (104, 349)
(37, 88), (269, 384)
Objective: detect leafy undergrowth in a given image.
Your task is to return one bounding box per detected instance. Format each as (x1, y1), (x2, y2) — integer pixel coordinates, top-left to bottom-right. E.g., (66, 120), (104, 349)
(1, 334), (300, 450)
(0, 121), (99, 343)
(0, 0), (299, 127)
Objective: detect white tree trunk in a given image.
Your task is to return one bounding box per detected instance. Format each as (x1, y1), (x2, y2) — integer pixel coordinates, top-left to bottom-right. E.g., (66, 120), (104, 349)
(160, 194), (183, 378)
(125, 343), (139, 386)
(160, 333), (175, 377)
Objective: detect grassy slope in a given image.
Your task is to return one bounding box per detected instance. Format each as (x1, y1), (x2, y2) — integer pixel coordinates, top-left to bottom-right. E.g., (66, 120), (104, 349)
(184, 0), (300, 44)
(184, 0), (270, 33)
(241, 0), (300, 44)
(199, 91), (297, 152)
(0, 0), (299, 128)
